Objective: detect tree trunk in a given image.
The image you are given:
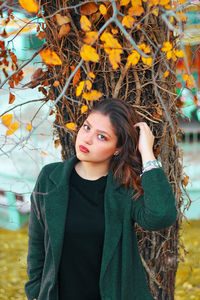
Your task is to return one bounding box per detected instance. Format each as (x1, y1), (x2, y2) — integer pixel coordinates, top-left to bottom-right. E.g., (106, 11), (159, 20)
(41, 1), (183, 298)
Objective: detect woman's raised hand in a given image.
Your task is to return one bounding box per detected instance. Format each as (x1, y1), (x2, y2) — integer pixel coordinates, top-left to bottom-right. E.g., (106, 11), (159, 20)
(134, 122), (156, 165)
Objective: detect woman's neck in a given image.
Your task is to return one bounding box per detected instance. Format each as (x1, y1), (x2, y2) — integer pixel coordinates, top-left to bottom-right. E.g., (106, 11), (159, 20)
(75, 161), (109, 180)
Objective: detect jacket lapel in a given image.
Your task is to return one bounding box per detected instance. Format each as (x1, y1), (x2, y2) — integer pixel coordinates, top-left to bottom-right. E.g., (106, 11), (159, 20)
(44, 156), (78, 279)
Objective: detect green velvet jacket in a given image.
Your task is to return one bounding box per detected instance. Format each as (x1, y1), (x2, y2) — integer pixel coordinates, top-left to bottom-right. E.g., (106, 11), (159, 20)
(25, 156), (177, 300)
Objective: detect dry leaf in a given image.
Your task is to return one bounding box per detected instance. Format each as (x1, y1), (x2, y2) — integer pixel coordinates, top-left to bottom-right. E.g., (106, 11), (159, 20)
(36, 31), (45, 40)
(71, 66), (81, 87)
(53, 80), (60, 87)
(80, 45), (99, 62)
(127, 50), (140, 67)
(182, 175), (189, 187)
(54, 139), (60, 148)
(120, 0), (130, 5)
(55, 14), (70, 25)
(128, 5), (144, 17)
(66, 122), (77, 131)
(81, 105), (88, 114)
(89, 72), (95, 79)
(80, 2), (98, 15)
(40, 49), (62, 65)
(58, 24), (70, 39)
(18, 0), (39, 13)
(9, 93), (15, 104)
(99, 4), (107, 15)
(82, 90), (102, 101)
(80, 15), (92, 32)
(26, 123), (32, 131)
(84, 31), (98, 45)
(122, 15), (135, 28)
(1, 114), (13, 128)
(141, 56), (152, 66)
(6, 122), (20, 136)
(161, 41), (172, 52)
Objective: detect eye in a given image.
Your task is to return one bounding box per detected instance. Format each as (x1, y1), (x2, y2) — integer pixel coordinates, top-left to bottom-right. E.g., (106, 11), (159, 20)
(83, 124), (90, 131)
(97, 134), (107, 141)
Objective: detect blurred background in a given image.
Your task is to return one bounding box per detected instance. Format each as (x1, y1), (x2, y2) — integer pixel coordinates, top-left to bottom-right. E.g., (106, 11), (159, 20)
(0, 2), (200, 300)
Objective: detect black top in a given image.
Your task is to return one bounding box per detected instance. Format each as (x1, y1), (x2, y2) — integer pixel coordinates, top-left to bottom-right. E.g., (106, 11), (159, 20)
(58, 167), (107, 300)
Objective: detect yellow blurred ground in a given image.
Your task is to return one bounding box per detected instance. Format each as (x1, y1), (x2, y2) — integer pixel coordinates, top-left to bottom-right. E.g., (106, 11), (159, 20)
(0, 220), (199, 299)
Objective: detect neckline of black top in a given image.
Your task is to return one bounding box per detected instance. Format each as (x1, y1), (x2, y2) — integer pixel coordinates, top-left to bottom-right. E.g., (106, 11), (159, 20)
(71, 167), (108, 192)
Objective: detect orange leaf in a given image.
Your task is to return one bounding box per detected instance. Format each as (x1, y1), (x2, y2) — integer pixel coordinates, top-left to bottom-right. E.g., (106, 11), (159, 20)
(161, 41), (172, 52)
(55, 14), (70, 25)
(80, 2), (98, 15)
(89, 72), (95, 79)
(54, 139), (60, 148)
(111, 28), (119, 35)
(10, 53), (17, 64)
(6, 122), (20, 136)
(82, 90), (102, 101)
(36, 31), (45, 40)
(53, 80), (60, 87)
(84, 31), (98, 45)
(9, 93), (15, 104)
(166, 50), (172, 60)
(128, 6), (144, 17)
(120, 0), (130, 5)
(182, 175), (189, 187)
(127, 50), (140, 67)
(131, 0), (142, 5)
(26, 123), (32, 131)
(99, 4), (107, 15)
(138, 43), (151, 54)
(81, 105), (88, 114)
(164, 71), (169, 78)
(80, 45), (99, 62)
(122, 15), (135, 28)
(58, 24), (70, 39)
(18, 0), (39, 13)
(71, 66), (81, 87)
(76, 81), (85, 96)
(40, 49), (62, 65)
(141, 56), (152, 66)
(1, 114), (13, 128)
(65, 122), (77, 131)
(174, 49), (184, 58)
(80, 15), (92, 32)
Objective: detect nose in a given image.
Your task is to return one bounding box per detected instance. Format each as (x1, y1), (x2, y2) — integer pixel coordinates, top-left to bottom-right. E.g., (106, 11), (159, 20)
(84, 133), (93, 145)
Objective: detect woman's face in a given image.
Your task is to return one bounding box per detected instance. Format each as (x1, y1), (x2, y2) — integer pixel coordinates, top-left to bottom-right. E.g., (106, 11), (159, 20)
(75, 111), (119, 166)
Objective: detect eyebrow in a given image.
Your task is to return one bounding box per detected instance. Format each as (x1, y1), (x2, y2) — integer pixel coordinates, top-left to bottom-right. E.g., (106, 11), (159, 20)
(85, 120), (112, 138)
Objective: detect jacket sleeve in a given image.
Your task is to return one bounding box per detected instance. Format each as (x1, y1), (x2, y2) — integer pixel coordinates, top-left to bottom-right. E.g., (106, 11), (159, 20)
(131, 168), (177, 231)
(25, 168), (45, 300)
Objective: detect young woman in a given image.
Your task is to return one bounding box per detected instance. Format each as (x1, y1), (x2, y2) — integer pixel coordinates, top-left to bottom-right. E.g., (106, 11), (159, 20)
(25, 98), (177, 300)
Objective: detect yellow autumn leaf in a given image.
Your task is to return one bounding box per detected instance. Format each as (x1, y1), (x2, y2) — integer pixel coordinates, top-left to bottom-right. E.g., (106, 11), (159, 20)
(76, 81), (85, 96)
(81, 105), (88, 114)
(186, 75), (196, 89)
(65, 122), (77, 130)
(85, 80), (92, 90)
(152, 8), (159, 16)
(84, 31), (98, 45)
(141, 56), (153, 66)
(131, 0), (142, 5)
(1, 114), (13, 128)
(18, 0), (39, 14)
(182, 74), (188, 82)
(122, 15), (135, 28)
(127, 50), (140, 67)
(176, 11), (187, 22)
(82, 90), (102, 101)
(166, 50), (173, 60)
(120, 0), (130, 5)
(40, 49), (62, 65)
(80, 44), (99, 62)
(99, 4), (107, 15)
(159, 0), (170, 6)
(6, 122), (20, 136)
(164, 71), (169, 78)
(41, 151), (47, 156)
(26, 123), (32, 131)
(89, 72), (95, 79)
(128, 6), (144, 17)
(80, 15), (91, 32)
(55, 14), (70, 25)
(138, 43), (151, 54)
(161, 41), (172, 52)
(174, 49), (184, 58)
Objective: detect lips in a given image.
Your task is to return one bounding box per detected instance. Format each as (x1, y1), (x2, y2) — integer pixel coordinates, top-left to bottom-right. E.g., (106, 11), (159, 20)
(79, 145), (89, 153)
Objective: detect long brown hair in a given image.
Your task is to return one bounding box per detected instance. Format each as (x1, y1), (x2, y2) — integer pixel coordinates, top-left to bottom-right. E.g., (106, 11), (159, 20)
(91, 98), (143, 199)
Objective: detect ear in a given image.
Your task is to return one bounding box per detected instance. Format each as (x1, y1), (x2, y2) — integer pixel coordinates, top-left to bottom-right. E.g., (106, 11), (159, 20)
(114, 147), (122, 156)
